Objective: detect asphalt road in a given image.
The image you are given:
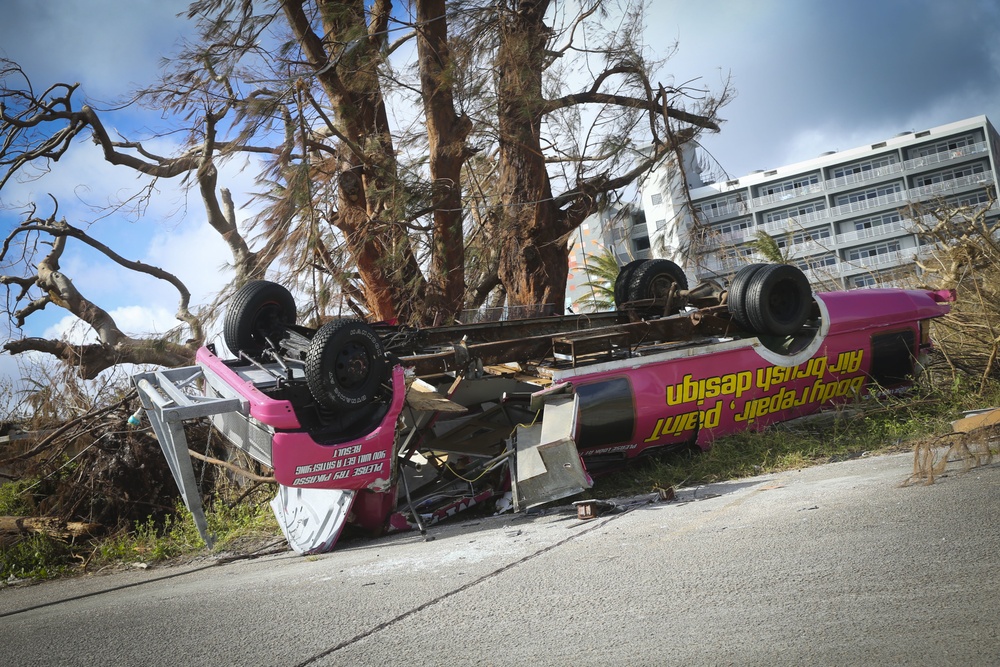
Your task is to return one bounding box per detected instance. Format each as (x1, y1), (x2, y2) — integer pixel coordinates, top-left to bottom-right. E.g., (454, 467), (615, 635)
(2, 450), (998, 667)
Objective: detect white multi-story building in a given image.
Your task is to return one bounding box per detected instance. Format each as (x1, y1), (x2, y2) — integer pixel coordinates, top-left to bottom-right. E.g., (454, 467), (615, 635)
(566, 205), (651, 310)
(640, 115), (1000, 289)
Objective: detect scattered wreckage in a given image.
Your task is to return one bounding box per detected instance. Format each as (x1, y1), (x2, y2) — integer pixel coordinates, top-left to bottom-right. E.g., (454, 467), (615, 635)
(132, 260), (954, 553)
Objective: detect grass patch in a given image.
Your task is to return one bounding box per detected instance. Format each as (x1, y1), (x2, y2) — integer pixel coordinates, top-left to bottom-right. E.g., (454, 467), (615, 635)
(90, 486), (281, 568)
(1, 484), (280, 582)
(0, 477), (39, 516)
(1, 533), (76, 580)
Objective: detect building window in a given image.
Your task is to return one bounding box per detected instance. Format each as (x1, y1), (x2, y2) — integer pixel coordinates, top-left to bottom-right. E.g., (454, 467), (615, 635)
(835, 182), (902, 206)
(757, 173), (819, 198)
(764, 200), (825, 224)
(914, 162), (986, 187)
(650, 193), (662, 205)
(847, 241), (900, 262)
(851, 274), (878, 288)
(633, 236), (651, 252)
(795, 254), (837, 271)
(654, 218), (667, 229)
(910, 133), (978, 159)
(851, 211), (901, 232)
(775, 227), (831, 249)
(831, 154), (897, 179)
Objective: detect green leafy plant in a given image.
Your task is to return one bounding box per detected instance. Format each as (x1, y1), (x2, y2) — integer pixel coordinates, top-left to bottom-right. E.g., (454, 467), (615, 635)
(576, 248), (624, 311)
(0, 477), (37, 516)
(1, 533), (74, 580)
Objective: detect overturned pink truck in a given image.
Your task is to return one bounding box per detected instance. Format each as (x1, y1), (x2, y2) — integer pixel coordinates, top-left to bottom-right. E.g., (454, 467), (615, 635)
(133, 260), (954, 553)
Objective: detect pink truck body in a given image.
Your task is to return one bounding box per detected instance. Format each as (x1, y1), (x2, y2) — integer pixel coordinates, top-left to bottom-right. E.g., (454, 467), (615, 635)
(187, 288), (951, 538)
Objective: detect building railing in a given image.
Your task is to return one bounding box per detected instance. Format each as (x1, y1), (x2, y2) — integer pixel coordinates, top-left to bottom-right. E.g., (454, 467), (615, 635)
(697, 201), (749, 221)
(784, 239), (831, 259)
(839, 249), (914, 275)
(827, 190), (909, 218)
(833, 219), (914, 245)
(907, 170), (995, 199)
(459, 303), (557, 323)
(756, 208), (830, 235)
(824, 162), (905, 191)
(696, 139), (991, 219)
(698, 253), (767, 275)
(698, 225), (758, 250)
(902, 140), (989, 170)
(800, 264), (845, 287)
(750, 182), (825, 208)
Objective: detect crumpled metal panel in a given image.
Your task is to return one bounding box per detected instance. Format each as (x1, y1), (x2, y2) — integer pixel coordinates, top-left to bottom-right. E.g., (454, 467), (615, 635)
(270, 486), (356, 554)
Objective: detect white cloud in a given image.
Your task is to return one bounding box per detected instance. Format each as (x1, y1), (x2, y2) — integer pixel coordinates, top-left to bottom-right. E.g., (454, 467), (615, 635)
(42, 304), (180, 345)
(143, 220), (236, 308)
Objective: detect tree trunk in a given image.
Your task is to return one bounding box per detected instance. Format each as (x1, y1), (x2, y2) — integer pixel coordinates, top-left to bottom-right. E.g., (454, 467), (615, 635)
(495, 0), (568, 313)
(285, 0), (428, 323)
(416, 0), (471, 325)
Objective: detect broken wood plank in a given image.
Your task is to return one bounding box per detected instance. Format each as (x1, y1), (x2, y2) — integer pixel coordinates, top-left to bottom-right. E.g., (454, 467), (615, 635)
(0, 516), (103, 539)
(952, 407), (1000, 434)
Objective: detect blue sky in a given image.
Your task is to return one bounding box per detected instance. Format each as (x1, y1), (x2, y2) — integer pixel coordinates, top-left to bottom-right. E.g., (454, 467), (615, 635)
(2, 0), (1000, 395)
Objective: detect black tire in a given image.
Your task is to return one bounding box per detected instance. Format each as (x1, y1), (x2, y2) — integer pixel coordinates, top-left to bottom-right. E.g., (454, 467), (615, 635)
(744, 264), (812, 336)
(305, 319), (388, 411)
(614, 259), (648, 310)
(224, 281), (297, 357)
(728, 263), (768, 331)
(627, 259), (689, 316)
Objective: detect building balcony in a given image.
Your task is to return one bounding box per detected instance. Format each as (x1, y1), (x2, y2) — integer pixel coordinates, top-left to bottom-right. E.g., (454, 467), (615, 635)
(828, 190), (909, 218)
(834, 219), (916, 246)
(756, 208), (830, 235)
(693, 140), (991, 220)
(697, 252), (765, 276)
(838, 249), (916, 277)
(902, 140), (989, 171)
(784, 239), (832, 259)
(908, 170), (995, 199)
(824, 162), (906, 191)
(697, 201), (750, 221)
(698, 226), (757, 250)
(750, 182), (825, 208)
(801, 263), (845, 288)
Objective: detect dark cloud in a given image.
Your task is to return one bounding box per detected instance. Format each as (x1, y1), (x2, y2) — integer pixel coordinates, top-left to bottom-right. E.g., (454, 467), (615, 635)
(650, 0), (1000, 177)
(0, 0), (192, 102)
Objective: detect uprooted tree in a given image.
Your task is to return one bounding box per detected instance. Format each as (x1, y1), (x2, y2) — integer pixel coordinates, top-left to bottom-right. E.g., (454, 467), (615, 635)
(909, 189), (1000, 388)
(1, 0), (730, 379)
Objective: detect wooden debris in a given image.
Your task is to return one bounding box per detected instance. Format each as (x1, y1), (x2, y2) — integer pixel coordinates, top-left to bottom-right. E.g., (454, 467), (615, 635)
(951, 407), (1000, 434)
(0, 516), (103, 540)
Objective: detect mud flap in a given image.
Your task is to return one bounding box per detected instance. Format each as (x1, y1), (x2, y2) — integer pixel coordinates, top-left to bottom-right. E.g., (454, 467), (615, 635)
(270, 486), (356, 555)
(513, 395), (593, 510)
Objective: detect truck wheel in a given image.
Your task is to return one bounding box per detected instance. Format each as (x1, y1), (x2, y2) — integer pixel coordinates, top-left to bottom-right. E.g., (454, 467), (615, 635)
(627, 259), (688, 316)
(305, 319), (388, 411)
(745, 264), (812, 336)
(224, 281), (297, 357)
(728, 263), (768, 331)
(614, 259), (647, 310)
